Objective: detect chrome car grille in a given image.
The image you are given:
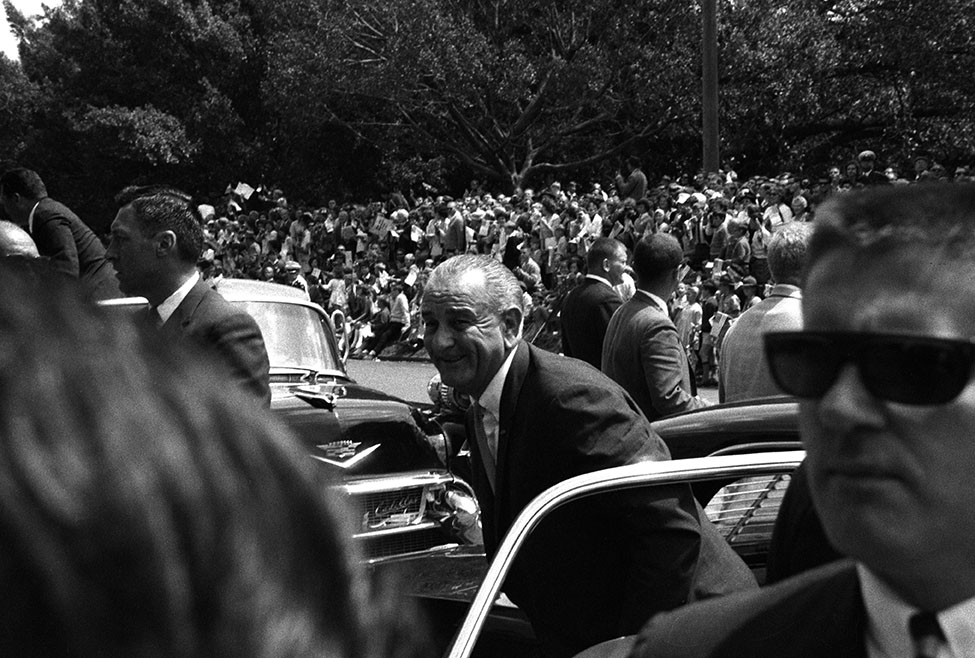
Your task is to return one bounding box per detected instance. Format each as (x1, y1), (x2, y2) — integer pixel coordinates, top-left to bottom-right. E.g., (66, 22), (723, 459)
(354, 488), (426, 531)
(358, 526), (454, 560)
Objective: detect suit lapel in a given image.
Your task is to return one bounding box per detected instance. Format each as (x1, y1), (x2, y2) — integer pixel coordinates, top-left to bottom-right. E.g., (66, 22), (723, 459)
(164, 278), (209, 335)
(493, 341), (529, 530)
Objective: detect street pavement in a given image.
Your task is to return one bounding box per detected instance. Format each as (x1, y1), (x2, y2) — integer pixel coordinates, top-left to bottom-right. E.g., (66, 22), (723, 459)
(346, 357), (720, 406)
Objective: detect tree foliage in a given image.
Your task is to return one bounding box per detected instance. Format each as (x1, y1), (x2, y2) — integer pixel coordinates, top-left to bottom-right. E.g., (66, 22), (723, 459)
(3, 0), (975, 220)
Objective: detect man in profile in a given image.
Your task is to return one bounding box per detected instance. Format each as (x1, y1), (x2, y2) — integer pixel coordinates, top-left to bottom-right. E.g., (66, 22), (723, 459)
(560, 237), (627, 368)
(630, 184), (975, 656)
(106, 188), (271, 406)
(718, 222), (812, 402)
(0, 167), (120, 301)
(602, 233), (707, 422)
(422, 254), (753, 658)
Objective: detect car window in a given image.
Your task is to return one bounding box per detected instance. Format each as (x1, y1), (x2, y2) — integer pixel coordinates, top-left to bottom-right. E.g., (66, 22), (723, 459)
(237, 301), (342, 373)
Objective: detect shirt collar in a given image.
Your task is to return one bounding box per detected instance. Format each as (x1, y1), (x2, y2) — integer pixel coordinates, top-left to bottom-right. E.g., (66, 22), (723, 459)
(858, 564), (975, 658)
(476, 344), (519, 420)
(585, 273), (614, 288)
(156, 271), (200, 324)
(635, 289), (670, 316)
(768, 283), (802, 299)
(27, 201), (40, 234)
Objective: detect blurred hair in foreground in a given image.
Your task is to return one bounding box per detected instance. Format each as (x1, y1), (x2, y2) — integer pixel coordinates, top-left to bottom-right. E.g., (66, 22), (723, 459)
(0, 260), (429, 658)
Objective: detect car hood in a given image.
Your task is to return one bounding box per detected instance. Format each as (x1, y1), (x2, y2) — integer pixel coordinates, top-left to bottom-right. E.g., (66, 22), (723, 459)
(272, 381), (446, 477)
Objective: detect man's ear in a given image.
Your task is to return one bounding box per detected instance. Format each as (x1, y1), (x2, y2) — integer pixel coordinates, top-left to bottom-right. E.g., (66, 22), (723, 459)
(501, 306), (524, 346)
(155, 230), (178, 257)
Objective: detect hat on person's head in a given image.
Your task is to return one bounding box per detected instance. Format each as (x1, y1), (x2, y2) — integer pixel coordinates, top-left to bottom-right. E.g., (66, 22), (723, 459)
(716, 271), (738, 286)
(857, 150), (877, 162)
(677, 192), (692, 205)
(285, 260), (301, 272)
(741, 276), (758, 288)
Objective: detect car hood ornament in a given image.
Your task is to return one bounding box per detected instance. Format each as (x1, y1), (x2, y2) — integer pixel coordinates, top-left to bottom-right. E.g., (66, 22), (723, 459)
(313, 441), (381, 469)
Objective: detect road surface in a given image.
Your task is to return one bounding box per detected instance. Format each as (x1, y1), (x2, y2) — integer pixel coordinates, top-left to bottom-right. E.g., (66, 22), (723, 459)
(346, 357), (720, 406)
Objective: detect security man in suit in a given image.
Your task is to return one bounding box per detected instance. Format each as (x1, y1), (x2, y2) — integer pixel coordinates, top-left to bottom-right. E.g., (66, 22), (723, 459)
(106, 187), (271, 406)
(630, 184), (975, 657)
(602, 233), (707, 422)
(559, 237), (627, 369)
(422, 254), (755, 658)
(0, 167), (120, 301)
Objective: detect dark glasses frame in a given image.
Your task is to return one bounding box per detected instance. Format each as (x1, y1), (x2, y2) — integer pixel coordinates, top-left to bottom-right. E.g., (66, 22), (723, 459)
(763, 331), (975, 405)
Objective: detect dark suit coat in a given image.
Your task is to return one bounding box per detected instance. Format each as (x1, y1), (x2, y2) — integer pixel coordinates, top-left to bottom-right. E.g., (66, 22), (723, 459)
(601, 292), (706, 422)
(443, 214), (467, 253)
(560, 277), (623, 369)
(160, 279), (271, 406)
(468, 343), (755, 657)
(629, 560), (866, 658)
(30, 197), (120, 301)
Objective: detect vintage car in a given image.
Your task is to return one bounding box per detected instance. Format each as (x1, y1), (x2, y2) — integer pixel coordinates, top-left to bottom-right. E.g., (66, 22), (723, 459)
(380, 396), (804, 655)
(98, 278), (481, 563)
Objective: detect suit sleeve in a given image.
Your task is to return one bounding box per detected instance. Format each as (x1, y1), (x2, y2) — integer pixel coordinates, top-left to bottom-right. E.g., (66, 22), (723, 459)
(33, 214), (80, 278)
(546, 384), (704, 629)
(208, 311), (272, 407)
(640, 323), (707, 417)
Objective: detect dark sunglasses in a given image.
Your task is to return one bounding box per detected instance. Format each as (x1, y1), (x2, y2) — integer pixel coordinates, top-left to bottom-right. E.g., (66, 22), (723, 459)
(764, 331), (975, 405)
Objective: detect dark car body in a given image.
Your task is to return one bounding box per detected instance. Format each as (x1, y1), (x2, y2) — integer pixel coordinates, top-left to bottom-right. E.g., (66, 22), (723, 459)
(99, 279), (481, 563)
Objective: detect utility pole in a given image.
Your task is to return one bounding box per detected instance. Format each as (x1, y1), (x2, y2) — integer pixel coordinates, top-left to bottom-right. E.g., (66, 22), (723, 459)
(702, 0), (719, 173)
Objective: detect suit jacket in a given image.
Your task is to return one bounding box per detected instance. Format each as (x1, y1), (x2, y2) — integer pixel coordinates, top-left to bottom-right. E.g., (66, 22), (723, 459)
(160, 279), (271, 406)
(469, 343), (755, 657)
(717, 284), (802, 403)
(443, 214), (467, 253)
(30, 197), (120, 301)
(601, 292), (706, 422)
(629, 560), (866, 658)
(560, 277), (622, 369)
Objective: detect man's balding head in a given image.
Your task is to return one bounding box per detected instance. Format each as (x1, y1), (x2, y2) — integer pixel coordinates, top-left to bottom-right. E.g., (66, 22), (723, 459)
(0, 220), (39, 258)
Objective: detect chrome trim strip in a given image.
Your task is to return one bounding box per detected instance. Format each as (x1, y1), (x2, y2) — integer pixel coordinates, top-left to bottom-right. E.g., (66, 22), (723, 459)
(352, 521), (440, 539)
(337, 472), (456, 495)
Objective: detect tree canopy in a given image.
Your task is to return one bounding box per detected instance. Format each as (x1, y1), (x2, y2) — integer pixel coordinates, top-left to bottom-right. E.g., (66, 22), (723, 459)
(2, 0), (974, 224)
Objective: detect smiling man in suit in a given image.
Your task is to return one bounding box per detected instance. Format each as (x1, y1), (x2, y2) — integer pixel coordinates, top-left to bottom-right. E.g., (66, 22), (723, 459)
(106, 187), (270, 406)
(421, 254), (754, 658)
(629, 184), (975, 657)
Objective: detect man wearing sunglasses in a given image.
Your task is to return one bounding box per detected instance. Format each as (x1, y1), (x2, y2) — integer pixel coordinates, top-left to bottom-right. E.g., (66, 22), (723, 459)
(629, 184), (975, 657)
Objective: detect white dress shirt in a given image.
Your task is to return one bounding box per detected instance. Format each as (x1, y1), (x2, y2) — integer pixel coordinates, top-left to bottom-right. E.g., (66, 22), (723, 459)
(474, 346), (518, 462)
(858, 564), (975, 658)
(635, 289), (670, 317)
(156, 271), (201, 325)
(27, 201), (40, 234)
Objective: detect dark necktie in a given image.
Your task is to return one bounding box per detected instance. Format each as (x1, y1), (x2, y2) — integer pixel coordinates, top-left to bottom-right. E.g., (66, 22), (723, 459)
(472, 402), (496, 493)
(909, 611), (945, 658)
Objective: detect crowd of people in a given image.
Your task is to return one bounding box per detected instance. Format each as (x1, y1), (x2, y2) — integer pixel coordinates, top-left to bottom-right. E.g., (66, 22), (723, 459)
(197, 148), (954, 364)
